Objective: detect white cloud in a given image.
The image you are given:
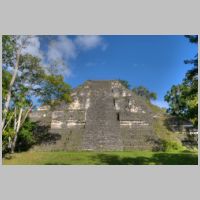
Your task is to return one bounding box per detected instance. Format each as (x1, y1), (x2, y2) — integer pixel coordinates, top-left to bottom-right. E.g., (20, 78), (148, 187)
(46, 36), (77, 77)
(17, 35), (107, 78)
(47, 36), (76, 62)
(151, 100), (169, 108)
(19, 36), (43, 59)
(46, 36), (107, 76)
(75, 35), (105, 50)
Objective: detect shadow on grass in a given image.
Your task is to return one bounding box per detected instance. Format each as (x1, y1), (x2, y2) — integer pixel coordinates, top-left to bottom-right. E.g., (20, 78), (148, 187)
(3, 152), (198, 165)
(91, 153), (198, 165)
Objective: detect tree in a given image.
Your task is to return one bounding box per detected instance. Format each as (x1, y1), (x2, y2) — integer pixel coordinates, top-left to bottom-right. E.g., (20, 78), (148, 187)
(118, 79), (130, 89)
(2, 36), (33, 128)
(2, 69), (12, 106)
(38, 74), (72, 107)
(15, 118), (36, 152)
(165, 35), (198, 127)
(2, 35), (17, 67)
(164, 85), (186, 116)
(2, 37), (45, 152)
(132, 86), (157, 101)
(184, 35), (198, 88)
(2, 35), (72, 153)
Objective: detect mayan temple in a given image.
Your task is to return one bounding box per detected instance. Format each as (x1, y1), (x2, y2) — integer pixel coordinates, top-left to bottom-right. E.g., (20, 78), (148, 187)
(30, 80), (162, 151)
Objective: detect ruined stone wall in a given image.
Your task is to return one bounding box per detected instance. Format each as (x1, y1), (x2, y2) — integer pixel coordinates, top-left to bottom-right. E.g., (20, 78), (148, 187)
(30, 80), (160, 151)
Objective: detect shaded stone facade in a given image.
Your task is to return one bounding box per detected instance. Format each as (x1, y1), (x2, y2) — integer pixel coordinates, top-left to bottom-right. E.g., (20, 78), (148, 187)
(30, 80), (160, 151)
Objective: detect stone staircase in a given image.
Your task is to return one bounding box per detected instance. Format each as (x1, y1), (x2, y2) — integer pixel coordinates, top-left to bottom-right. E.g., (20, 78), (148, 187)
(82, 81), (123, 151)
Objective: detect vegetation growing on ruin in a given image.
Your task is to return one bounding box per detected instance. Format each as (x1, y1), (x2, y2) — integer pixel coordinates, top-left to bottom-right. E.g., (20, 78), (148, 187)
(146, 101), (188, 152)
(132, 86), (157, 101)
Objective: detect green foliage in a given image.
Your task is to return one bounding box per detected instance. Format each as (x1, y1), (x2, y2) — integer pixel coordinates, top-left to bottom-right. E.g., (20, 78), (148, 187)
(118, 79), (130, 89)
(132, 86), (157, 101)
(2, 69), (12, 103)
(165, 35), (198, 127)
(164, 83), (198, 126)
(118, 81), (158, 102)
(161, 140), (185, 152)
(2, 35), (73, 154)
(16, 118), (36, 151)
(164, 85), (186, 116)
(185, 35), (198, 44)
(12, 54), (46, 105)
(2, 35), (17, 67)
(146, 100), (166, 114)
(18, 54), (45, 87)
(2, 116), (37, 153)
(39, 74), (72, 107)
(2, 128), (15, 153)
(152, 114), (181, 145)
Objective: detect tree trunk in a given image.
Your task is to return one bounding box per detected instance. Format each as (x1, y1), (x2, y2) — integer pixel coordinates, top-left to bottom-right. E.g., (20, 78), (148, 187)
(20, 105), (33, 129)
(2, 112), (14, 132)
(14, 106), (17, 131)
(2, 49), (21, 129)
(11, 108), (23, 153)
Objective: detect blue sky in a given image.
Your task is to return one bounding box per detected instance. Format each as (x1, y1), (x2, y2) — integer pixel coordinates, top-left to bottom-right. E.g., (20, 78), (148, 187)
(30, 35), (197, 108)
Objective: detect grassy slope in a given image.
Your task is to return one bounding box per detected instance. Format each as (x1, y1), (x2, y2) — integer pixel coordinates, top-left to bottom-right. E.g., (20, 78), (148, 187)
(3, 151), (198, 165)
(147, 101), (184, 147)
(135, 96), (180, 144)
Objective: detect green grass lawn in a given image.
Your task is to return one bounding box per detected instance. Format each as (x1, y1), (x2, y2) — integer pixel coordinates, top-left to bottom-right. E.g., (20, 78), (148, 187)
(3, 151), (198, 165)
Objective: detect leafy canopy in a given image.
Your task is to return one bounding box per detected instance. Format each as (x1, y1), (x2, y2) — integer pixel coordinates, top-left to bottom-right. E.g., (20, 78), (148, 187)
(165, 35), (198, 126)
(132, 86), (157, 101)
(118, 79), (130, 89)
(38, 74), (72, 107)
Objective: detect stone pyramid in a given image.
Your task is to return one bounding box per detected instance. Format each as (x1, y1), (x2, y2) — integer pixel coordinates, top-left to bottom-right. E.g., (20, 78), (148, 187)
(30, 80), (160, 151)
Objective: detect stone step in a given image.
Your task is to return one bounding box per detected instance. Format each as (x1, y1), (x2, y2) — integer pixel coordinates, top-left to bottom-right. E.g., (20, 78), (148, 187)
(82, 81), (123, 150)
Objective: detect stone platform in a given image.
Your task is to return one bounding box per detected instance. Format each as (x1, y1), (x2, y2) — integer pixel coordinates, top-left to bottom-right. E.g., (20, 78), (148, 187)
(30, 80), (160, 151)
